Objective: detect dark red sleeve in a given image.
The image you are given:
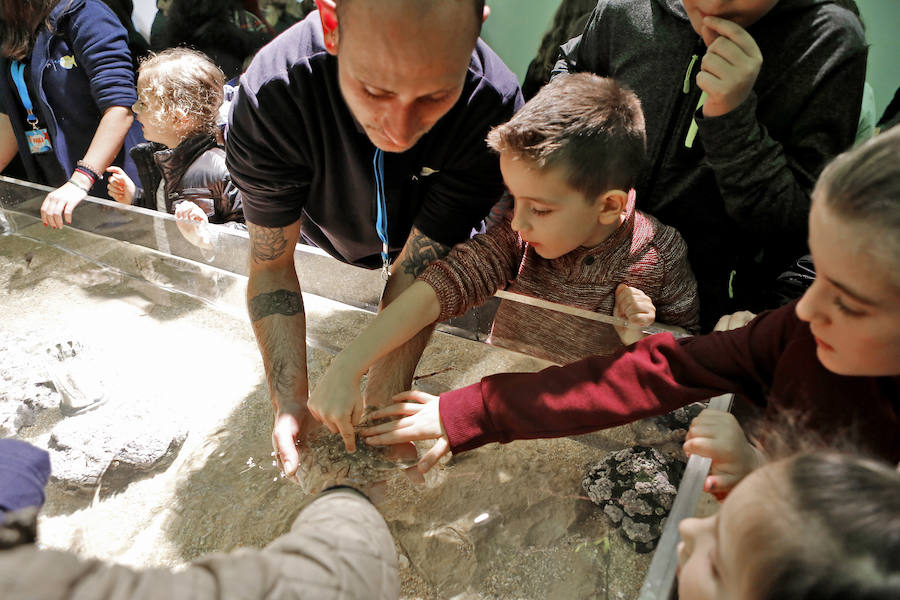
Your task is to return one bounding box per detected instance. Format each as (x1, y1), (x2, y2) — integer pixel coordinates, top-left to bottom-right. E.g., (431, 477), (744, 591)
(440, 303), (801, 452)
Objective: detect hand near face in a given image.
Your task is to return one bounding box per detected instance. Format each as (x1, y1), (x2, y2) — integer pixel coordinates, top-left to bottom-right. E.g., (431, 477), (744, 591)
(359, 390), (449, 475)
(697, 16), (763, 118)
(613, 283), (656, 345)
(683, 408), (764, 501)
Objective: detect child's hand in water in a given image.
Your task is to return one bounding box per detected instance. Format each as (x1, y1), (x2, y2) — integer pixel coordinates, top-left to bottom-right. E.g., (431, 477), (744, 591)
(360, 390), (449, 475)
(308, 356), (366, 453)
(683, 408), (764, 501)
(105, 166), (136, 204)
(613, 283), (656, 345)
(697, 16), (762, 118)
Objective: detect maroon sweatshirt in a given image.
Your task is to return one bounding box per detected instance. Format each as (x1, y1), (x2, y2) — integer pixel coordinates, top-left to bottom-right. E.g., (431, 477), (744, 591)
(440, 302), (900, 462)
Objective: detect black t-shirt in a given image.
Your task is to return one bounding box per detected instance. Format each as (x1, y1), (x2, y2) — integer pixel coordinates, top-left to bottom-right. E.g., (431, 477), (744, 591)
(226, 12), (523, 268)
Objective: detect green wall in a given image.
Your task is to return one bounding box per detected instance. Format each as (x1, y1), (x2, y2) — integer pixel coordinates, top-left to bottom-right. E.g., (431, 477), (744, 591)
(480, 1), (563, 84)
(858, 0), (900, 119)
(483, 0), (899, 120)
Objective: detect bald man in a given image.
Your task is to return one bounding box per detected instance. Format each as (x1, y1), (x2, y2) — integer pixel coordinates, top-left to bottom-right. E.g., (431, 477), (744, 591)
(226, 0), (522, 476)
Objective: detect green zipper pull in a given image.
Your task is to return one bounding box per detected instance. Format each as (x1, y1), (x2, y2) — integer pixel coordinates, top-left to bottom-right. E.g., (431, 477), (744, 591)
(683, 54), (699, 94)
(685, 91), (708, 148)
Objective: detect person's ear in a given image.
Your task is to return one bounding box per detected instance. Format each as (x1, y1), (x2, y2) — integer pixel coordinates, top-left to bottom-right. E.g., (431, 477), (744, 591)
(482, 4), (490, 23)
(595, 189), (628, 225)
(316, 0), (339, 55)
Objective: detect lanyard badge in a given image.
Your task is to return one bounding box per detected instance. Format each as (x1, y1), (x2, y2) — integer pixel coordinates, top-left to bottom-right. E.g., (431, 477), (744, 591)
(10, 61), (52, 154)
(373, 149), (391, 280)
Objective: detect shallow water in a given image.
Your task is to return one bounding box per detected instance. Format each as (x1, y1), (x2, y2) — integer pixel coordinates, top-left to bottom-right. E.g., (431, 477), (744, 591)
(0, 190), (683, 598)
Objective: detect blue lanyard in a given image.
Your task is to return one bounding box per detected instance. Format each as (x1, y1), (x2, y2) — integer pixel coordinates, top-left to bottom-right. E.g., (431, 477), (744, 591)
(373, 148), (391, 278)
(9, 61), (40, 128)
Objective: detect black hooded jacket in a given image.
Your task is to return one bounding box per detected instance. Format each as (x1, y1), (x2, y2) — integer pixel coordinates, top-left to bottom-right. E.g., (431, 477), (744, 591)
(554, 0), (866, 326)
(129, 133), (244, 226)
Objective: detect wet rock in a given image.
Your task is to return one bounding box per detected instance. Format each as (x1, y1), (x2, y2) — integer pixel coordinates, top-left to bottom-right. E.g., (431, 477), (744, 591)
(47, 407), (187, 495)
(630, 403), (705, 445)
(582, 446), (685, 553)
(0, 337), (59, 436)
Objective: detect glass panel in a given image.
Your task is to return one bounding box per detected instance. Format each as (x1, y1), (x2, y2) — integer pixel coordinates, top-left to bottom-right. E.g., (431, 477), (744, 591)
(1, 176), (707, 598)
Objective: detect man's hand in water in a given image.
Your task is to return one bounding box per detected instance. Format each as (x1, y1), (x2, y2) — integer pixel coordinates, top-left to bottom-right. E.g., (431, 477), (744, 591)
(272, 401), (316, 481)
(697, 16), (762, 118)
(683, 408), (764, 501)
(360, 390), (449, 475)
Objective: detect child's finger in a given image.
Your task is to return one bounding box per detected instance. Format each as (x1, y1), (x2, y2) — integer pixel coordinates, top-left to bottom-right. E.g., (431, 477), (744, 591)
(705, 35), (747, 67)
(418, 437), (450, 474)
(390, 389), (436, 404)
(701, 16), (761, 59)
(337, 420), (356, 453)
(682, 436), (724, 459)
(364, 402), (424, 422)
(700, 51), (732, 80)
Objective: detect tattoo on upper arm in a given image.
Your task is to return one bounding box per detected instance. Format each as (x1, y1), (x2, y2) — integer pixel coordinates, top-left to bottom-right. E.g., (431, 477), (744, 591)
(249, 289), (304, 322)
(249, 224), (289, 263)
(400, 231), (450, 277)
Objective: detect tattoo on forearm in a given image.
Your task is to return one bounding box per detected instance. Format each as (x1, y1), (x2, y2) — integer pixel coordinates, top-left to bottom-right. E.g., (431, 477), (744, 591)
(269, 354), (301, 401)
(401, 232), (450, 277)
(249, 224), (288, 263)
(249, 290), (304, 322)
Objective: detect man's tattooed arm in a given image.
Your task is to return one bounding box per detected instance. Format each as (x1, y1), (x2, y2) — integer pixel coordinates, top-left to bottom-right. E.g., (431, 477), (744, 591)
(249, 289), (304, 322)
(400, 230), (451, 278)
(250, 223), (289, 263)
(246, 218), (309, 417)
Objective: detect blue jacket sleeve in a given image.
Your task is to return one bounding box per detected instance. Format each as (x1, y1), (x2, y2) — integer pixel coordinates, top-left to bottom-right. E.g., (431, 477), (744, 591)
(65, 0), (138, 111)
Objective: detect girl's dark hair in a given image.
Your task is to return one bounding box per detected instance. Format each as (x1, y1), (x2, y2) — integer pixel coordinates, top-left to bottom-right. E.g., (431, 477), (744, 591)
(0, 0), (60, 60)
(761, 453), (900, 600)
(814, 125), (900, 277)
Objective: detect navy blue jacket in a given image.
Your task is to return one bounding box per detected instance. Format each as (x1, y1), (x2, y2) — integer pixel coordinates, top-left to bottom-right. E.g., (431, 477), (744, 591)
(0, 0), (145, 197)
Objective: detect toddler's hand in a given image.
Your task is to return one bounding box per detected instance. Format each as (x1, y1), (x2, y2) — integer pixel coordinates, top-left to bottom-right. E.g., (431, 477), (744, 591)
(307, 357), (365, 453)
(697, 16), (762, 118)
(174, 200), (209, 223)
(613, 283), (656, 345)
(683, 408), (764, 501)
(105, 166), (135, 205)
(360, 390), (449, 475)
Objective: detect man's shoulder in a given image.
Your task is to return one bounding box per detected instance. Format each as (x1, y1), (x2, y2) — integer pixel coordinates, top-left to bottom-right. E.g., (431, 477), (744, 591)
(239, 13), (330, 97)
(468, 39), (522, 106)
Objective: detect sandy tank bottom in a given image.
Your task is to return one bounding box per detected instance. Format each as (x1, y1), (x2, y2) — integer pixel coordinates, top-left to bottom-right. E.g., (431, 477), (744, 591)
(1, 226), (657, 599)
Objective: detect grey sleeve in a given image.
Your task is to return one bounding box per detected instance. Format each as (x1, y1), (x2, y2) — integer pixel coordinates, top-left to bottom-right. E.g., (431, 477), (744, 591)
(696, 46), (867, 238)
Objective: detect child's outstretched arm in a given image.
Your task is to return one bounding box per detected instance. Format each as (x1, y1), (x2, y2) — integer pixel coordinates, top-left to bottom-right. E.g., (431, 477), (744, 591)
(307, 281), (441, 452)
(682, 408), (765, 501)
(360, 390), (449, 474)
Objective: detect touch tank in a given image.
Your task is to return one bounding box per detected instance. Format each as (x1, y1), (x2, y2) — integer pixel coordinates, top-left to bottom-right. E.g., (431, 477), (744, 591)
(1, 176), (721, 599)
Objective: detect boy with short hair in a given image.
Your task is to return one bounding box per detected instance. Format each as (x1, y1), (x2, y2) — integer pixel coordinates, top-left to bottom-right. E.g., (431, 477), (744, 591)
(553, 0), (867, 327)
(307, 73), (700, 448)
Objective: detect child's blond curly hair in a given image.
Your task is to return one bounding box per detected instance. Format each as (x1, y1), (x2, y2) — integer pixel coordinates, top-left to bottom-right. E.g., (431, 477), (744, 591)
(137, 48), (225, 139)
